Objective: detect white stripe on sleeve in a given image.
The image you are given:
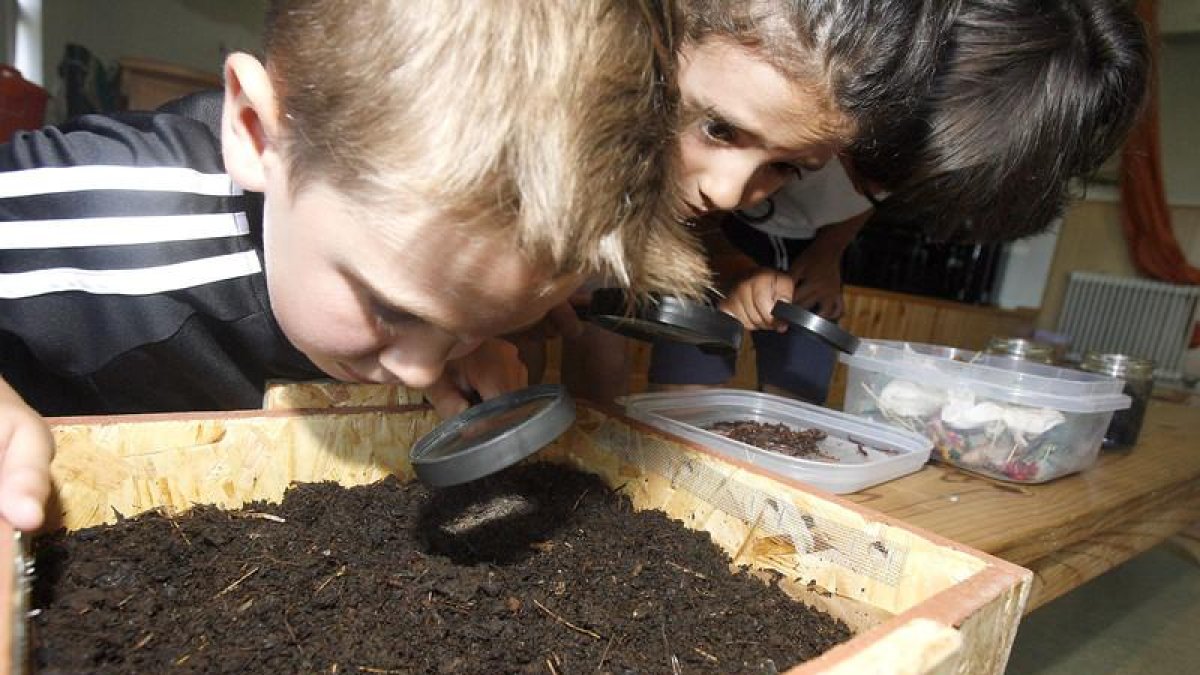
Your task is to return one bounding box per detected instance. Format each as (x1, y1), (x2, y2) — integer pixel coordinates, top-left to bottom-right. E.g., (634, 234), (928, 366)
(0, 250), (263, 298)
(0, 212), (250, 249)
(0, 166), (242, 198)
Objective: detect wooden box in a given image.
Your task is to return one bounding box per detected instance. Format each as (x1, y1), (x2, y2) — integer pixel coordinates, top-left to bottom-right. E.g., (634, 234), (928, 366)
(2, 388), (1030, 674)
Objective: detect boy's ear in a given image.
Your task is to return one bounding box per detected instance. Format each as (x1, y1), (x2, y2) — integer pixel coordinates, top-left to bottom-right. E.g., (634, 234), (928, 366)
(222, 53), (282, 193)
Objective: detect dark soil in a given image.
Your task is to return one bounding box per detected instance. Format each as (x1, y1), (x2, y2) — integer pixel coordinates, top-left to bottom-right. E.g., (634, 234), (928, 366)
(707, 421), (831, 460)
(30, 463), (851, 674)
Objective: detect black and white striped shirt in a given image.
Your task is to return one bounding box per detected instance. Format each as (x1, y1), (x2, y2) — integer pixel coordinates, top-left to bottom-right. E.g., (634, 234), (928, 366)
(0, 92), (320, 416)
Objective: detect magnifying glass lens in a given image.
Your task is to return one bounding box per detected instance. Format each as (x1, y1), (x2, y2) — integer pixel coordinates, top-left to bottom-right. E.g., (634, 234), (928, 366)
(430, 399), (554, 460)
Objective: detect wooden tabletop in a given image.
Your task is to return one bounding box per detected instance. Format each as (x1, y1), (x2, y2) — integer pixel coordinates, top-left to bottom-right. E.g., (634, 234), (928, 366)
(843, 399), (1200, 613)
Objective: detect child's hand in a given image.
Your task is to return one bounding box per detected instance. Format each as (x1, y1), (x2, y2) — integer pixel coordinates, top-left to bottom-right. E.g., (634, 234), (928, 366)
(718, 268), (795, 332)
(421, 338), (529, 418)
(789, 250), (844, 320)
(0, 380), (54, 531)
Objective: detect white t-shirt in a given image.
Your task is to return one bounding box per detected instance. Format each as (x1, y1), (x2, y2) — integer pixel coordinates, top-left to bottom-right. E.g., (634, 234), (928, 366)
(735, 160), (872, 240)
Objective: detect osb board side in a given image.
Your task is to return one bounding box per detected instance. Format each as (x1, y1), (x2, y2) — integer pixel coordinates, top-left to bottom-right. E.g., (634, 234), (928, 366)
(262, 381), (425, 410)
(789, 618), (962, 675)
(46, 404), (428, 426)
(46, 409), (439, 532)
(944, 569), (1029, 675)
(787, 565), (1028, 675)
(546, 408), (1020, 618)
(0, 523), (14, 674)
(584, 403), (1024, 571)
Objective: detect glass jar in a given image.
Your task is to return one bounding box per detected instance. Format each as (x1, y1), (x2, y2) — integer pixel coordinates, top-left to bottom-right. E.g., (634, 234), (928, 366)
(984, 337), (1055, 364)
(1080, 351), (1155, 450)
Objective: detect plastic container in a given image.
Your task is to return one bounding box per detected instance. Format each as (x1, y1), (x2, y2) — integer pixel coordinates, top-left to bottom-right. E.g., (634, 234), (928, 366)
(621, 389), (932, 493)
(840, 340), (1131, 483)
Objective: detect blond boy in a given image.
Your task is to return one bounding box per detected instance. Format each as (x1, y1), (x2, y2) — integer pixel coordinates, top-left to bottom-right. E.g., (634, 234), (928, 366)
(0, 0), (708, 530)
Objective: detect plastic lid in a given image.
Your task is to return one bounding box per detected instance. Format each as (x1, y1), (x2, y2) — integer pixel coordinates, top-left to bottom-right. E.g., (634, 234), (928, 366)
(771, 301), (859, 354)
(621, 389), (932, 494)
(583, 288), (743, 354)
(839, 340), (1131, 412)
(984, 337), (1055, 364)
(410, 384), (576, 487)
(1080, 351), (1155, 381)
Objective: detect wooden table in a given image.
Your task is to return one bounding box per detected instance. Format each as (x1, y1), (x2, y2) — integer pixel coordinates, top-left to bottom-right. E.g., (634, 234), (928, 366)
(843, 400), (1200, 613)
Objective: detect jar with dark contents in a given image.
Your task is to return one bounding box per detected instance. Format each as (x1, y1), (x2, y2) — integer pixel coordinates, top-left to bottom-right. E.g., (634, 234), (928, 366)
(1080, 352), (1155, 450)
(984, 337), (1056, 364)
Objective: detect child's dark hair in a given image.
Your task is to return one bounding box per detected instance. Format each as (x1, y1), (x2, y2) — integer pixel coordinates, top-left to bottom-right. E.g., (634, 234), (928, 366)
(684, 0), (955, 164)
(852, 0), (1149, 241)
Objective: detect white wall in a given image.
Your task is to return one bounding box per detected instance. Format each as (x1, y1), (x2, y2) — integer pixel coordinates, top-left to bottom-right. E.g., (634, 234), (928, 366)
(1160, 34), (1200, 206)
(994, 225), (1062, 310)
(1161, 0), (1200, 35)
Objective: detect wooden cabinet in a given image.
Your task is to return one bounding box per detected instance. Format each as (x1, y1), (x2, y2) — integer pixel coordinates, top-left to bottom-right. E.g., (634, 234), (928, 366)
(543, 286), (1036, 406)
(118, 57), (222, 111)
(840, 285), (1036, 350)
(828, 286), (1036, 406)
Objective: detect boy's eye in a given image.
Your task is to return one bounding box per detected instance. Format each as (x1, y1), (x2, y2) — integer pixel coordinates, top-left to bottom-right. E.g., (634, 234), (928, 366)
(700, 117), (736, 143)
(771, 162), (805, 180)
(372, 300), (418, 328)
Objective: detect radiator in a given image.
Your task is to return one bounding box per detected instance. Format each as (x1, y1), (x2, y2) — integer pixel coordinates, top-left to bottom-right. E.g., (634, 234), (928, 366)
(1057, 271), (1200, 380)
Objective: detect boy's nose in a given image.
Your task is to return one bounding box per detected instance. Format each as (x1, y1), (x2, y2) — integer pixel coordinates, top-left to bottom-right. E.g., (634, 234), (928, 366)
(701, 163), (784, 213)
(378, 341), (453, 390)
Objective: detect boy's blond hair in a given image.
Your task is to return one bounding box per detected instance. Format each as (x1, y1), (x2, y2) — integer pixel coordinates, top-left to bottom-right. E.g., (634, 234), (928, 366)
(263, 0), (708, 299)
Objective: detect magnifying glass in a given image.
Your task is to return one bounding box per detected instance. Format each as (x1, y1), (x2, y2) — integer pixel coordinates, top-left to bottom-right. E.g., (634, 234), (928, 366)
(580, 288), (743, 355)
(770, 300), (860, 354)
(410, 384), (576, 487)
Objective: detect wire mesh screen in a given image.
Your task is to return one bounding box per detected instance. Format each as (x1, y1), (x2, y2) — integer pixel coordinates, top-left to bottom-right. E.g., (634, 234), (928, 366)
(586, 418), (906, 587)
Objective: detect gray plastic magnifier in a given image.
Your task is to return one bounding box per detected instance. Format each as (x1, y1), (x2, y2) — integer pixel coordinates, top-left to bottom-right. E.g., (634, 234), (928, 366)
(770, 300), (860, 354)
(410, 384), (576, 487)
(580, 288), (743, 355)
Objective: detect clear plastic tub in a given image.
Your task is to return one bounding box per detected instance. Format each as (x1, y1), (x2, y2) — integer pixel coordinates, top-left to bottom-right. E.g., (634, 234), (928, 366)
(621, 389), (932, 493)
(839, 340), (1131, 483)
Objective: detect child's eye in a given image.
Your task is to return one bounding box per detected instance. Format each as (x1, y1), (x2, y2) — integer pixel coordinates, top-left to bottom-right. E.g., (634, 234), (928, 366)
(771, 162), (805, 180)
(372, 300), (418, 331)
(700, 117), (736, 143)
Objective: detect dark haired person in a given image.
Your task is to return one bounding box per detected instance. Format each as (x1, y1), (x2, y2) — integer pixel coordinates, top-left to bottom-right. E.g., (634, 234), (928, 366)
(565, 0), (1149, 403)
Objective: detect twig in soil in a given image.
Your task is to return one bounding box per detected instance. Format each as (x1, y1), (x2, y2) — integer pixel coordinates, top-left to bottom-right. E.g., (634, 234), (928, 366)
(132, 633), (153, 650)
(571, 488), (590, 512)
(233, 511), (287, 523)
(166, 513), (192, 546)
(315, 564), (348, 593)
(732, 508), (767, 565)
(693, 646), (719, 663)
(359, 667), (407, 674)
(597, 633), (619, 671)
(545, 657), (561, 675)
(283, 609), (309, 662)
(660, 618), (682, 675)
(215, 565), (260, 599)
(665, 560), (708, 580)
(532, 598), (602, 640)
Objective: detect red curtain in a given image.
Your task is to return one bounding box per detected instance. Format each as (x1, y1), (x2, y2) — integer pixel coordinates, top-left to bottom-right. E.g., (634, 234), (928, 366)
(1119, 0), (1200, 285)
